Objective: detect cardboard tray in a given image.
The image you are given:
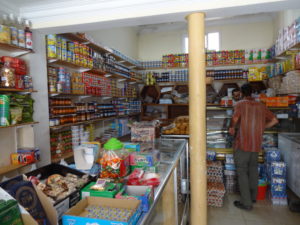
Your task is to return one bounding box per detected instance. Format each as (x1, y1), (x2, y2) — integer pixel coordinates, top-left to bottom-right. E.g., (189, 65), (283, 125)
(62, 197), (142, 225)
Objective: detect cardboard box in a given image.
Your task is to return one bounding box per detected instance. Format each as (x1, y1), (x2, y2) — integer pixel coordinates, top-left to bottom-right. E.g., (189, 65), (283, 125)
(115, 185), (154, 212)
(0, 187), (39, 225)
(62, 197), (142, 225)
(25, 164), (91, 220)
(1, 164), (91, 223)
(81, 182), (123, 199)
(130, 162), (160, 173)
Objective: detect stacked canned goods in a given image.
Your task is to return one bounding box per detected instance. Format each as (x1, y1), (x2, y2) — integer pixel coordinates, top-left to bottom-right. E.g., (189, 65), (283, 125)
(162, 54), (188, 68)
(46, 34), (93, 69)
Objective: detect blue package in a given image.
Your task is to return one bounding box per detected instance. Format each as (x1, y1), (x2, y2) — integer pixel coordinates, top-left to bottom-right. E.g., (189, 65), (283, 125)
(271, 161), (286, 177)
(206, 150), (216, 161)
(225, 163), (236, 171)
(265, 148), (281, 162)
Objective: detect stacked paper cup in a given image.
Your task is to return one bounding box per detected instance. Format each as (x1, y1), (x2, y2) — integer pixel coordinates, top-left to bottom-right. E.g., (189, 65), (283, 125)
(71, 125), (80, 148)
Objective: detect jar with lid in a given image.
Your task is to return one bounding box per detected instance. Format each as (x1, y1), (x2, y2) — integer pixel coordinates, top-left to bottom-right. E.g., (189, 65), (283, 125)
(0, 61), (16, 88)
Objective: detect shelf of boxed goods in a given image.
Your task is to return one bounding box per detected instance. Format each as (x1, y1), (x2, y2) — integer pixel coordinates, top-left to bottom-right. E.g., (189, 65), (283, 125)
(0, 42), (34, 56)
(0, 121), (39, 129)
(59, 33), (143, 69)
(276, 42), (300, 58)
(49, 113), (140, 130)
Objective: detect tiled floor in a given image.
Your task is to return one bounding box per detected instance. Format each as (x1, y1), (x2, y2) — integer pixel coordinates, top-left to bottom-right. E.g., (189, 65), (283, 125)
(208, 194), (300, 225)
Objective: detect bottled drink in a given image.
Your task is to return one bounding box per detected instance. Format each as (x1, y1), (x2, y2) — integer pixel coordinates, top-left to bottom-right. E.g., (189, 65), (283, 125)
(17, 17), (25, 48)
(25, 20), (33, 49)
(8, 13), (18, 45)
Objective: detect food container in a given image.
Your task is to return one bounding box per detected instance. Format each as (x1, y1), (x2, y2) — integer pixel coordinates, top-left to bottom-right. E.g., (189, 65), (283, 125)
(99, 138), (130, 179)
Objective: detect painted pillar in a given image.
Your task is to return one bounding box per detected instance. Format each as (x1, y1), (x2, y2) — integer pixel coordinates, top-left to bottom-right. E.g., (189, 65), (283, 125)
(186, 12), (207, 225)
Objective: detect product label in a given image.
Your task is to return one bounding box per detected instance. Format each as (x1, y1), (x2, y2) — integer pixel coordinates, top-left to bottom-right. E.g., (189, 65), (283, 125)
(18, 29), (25, 47)
(25, 32), (33, 49)
(10, 26), (18, 45)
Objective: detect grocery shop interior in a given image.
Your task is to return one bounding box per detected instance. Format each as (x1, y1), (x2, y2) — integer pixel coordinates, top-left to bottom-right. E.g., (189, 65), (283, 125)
(0, 0), (300, 225)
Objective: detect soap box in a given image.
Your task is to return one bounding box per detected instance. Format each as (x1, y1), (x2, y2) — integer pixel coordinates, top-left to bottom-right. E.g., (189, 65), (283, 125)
(115, 185), (154, 212)
(123, 142), (140, 152)
(81, 182), (123, 199)
(130, 150), (160, 167)
(62, 197), (142, 225)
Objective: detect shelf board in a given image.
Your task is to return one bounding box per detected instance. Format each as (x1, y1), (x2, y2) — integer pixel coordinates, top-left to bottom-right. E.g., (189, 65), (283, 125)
(47, 58), (91, 70)
(213, 78), (247, 83)
(143, 103), (188, 106)
(143, 61), (276, 70)
(50, 113), (140, 130)
(0, 88), (37, 93)
(206, 105), (289, 110)
(0, 162), (35, 175)
(88, 68), (106, 75)
(0, 121), (39, 128)
(0, 43), (34, 55)
(51, 151), (74, 163)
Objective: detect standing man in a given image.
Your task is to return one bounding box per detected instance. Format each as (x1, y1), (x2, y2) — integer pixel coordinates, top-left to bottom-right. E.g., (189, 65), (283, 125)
(229, 84), (278, 210)
(232, 88), (241, 106)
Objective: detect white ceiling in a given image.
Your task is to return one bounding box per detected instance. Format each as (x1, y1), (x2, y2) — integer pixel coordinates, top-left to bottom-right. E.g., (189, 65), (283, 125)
(0, 0), (299, 33)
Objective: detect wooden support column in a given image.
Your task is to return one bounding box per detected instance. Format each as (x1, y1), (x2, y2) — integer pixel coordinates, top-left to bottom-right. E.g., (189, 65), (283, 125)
(186, 12), (207, 225)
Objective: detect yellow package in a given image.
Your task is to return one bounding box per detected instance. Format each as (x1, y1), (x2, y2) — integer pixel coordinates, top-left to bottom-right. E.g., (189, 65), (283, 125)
(248, 67), (261, 81)
(0, 25), (11, 44)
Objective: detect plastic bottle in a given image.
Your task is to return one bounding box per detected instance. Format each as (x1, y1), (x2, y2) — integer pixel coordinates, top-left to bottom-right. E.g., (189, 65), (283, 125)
(17, 17), (25, 48)
(25, 20), (33, 49)
(8, 13), (18, 45)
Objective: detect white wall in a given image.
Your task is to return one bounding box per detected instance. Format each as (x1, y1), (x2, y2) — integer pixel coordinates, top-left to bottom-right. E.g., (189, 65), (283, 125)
(138, 20), (275, 61)
(86, 27), (138, 59)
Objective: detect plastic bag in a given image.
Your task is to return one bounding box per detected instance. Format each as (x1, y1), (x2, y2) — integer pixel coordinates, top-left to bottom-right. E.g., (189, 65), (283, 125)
(10, 106), (23, 125)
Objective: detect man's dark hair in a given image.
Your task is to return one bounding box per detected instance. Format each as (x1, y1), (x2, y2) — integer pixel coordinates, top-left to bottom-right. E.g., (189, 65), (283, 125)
(241, 83), (252, 97)
(232, 88), (240, 95)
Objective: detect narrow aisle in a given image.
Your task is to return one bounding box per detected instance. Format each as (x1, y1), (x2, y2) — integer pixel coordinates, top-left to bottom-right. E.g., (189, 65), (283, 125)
(208, 194), (300, 225)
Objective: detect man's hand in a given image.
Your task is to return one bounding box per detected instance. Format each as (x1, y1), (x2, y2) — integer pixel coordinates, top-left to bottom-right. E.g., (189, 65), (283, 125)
(229, 127), (235, 136)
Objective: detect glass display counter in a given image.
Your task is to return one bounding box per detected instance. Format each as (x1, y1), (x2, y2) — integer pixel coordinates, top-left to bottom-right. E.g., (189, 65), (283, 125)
(138, 139), (189, 225)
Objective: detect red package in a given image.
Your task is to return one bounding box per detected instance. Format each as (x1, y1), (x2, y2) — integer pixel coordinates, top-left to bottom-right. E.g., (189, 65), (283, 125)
(1, 56), (25, 65)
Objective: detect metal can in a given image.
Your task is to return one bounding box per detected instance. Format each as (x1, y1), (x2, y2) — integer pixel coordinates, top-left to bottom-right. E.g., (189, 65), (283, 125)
(74, 42), (79, 54)
(61, 49), (67, 61)
(47, 45), (56, 58)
